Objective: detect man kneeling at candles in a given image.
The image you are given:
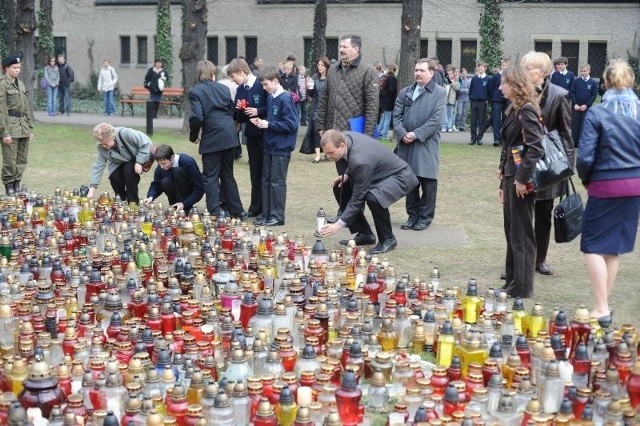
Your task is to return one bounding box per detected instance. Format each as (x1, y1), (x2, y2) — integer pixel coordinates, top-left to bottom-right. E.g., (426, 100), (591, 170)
(143, 144), (204, 212)
(319, 129), (418, 254)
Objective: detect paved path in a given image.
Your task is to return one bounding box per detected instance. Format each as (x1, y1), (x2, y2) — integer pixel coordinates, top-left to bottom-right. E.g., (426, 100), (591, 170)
(33, 111), (475, 249)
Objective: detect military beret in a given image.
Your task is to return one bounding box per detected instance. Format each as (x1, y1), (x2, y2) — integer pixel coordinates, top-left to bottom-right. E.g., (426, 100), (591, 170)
(2, 55), (20, 68)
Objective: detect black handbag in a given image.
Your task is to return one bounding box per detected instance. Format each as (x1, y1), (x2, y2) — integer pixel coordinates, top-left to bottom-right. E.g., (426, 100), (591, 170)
(532, 128), (574, 191)
(520, 115), (573, 192)
(554, 178), (584, 243)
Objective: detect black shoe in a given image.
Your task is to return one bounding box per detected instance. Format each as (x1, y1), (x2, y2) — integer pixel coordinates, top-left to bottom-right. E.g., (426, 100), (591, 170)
(339, 232), (376, 246)
(326, 210), (343, 224)
(412, 222), (429, 231)
(493, 141), (502, 147)
(4, 183), (13, 195)
(536, 263), (554, 275)
(500, 272), (506, 280)
(400, 219), (416, 230)
(300, 122), (308, 126)
(597, 314), (612, 329)
(247, 211), (260, 218)
(369, 237), (398, 254)
(260, 219), (285, 227)
(468, 141), (476, 145)
(477, 140), (483, 145)
(234, 211), (248, 221)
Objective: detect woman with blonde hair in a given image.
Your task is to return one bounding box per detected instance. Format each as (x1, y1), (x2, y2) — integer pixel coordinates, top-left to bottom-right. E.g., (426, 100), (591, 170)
(520, 50), (575, 277)
(497, 64), (545, 298)
(577, 60), (640, 327)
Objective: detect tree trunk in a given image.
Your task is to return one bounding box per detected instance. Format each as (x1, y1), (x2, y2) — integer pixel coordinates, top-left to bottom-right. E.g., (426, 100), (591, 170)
(3, 0), (17, 57)
(398, 0), (423, 90)
(180, 0), (207, 131)
(310, 0), (327, 67)
(15, 0), (36, 110)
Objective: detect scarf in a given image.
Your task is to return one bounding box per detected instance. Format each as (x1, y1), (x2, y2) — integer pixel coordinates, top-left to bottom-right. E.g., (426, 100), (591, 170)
(601, 88), (639, 120)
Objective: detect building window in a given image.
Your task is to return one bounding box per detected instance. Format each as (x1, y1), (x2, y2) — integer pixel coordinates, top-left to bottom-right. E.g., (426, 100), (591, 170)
(120, 36), (131, 65)
(460, 40), (477, 72)
(436, 39), (452, 67)
(53, 37), (67, 57)
(534, 40), (553, 59)
(326, 38), (339, 62)
(420, 39), (429, 59)
(207, 36), (219, 65)
(245, 37), (258, 64)
(137, 36), (148, 65)
(561, 41), (580, 74)
(225, 36), (238, 63)
(588, 41), (607, 80)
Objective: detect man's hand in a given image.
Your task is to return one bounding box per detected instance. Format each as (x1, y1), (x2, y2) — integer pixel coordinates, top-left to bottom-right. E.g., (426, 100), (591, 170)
(402, 132), (416, 144)
(251, 118), (268, 129)
(134, 163), (143, 174)
(172, 202), (184, 211)
(498, 189), (503, 204)
(330, 174), (349, 188)
(245, 107), (258, 117)
(143, 197), (153, 205)
(320, 222), (342, 237)
(87, 187), (95, 199)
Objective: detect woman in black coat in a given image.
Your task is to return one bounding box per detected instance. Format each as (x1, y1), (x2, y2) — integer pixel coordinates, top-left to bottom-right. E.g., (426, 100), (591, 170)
(188, 60), (246, 218)
(497, 64), (545, 299)
(144, 58), (168, 119)
(521, 51), (575, 276)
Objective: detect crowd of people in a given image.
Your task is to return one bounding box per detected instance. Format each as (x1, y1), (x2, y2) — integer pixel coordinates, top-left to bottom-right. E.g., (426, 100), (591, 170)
(1, 35), (639, 321)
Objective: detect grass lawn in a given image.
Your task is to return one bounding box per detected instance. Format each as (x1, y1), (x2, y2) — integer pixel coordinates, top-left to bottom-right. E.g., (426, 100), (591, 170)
(25, 122), (640, 329)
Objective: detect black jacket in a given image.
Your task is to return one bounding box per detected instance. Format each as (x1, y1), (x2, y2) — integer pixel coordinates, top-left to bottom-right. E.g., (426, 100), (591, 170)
(58, 63), (74, 87)
(188, 80), (238, 154)
(379, 74), (397, 112)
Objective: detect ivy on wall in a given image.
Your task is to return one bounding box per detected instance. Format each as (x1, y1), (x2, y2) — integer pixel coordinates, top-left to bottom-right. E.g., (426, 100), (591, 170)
(156, 0), (173, 86)
(478, 0), (504, 72)
(36, 0), (53, 67)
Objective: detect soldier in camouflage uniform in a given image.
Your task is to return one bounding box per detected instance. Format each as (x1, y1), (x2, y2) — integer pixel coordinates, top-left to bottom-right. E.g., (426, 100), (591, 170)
(0, 55), (33, 194)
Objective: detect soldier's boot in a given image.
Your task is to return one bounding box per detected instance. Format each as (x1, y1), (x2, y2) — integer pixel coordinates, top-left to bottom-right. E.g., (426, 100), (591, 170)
(4, 183), (13, 195)
(13, 181), (20, 193)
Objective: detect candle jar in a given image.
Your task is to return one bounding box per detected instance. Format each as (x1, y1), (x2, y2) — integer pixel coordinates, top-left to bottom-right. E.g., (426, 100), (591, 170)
(366, 371), (389, 413)
(19, 356), (66, 418)
(335, 370), (361, 426)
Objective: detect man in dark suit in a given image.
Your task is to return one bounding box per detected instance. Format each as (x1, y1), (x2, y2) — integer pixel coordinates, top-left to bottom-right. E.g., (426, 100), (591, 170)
(393, 58), (447, 231)
(189, 60), (247, 219)
(318, 130), (418, 254)
(487, 57), (510, 147)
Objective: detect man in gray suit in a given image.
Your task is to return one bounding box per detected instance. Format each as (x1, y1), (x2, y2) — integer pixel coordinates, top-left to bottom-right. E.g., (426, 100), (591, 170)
(318, 130), (418, 254)
(394, 58), (447, 231)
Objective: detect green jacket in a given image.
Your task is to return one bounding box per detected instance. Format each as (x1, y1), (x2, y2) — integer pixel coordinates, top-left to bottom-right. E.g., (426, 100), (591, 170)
(0, 74), (33, 138)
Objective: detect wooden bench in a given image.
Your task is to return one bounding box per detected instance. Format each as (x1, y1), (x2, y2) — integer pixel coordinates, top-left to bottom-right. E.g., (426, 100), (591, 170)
(120, 86), (184, 117)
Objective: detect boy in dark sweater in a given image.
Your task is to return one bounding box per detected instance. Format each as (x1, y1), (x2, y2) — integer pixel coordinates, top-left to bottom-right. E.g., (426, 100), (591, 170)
(550, 57), (576, 91)
(487, 57), (510, 147)
(468, 61), (490, 145)
(144, 144), (204, 212)
(251, 67), (299, 226)
(569, 63), (598, 146)
(228, 58), (268, 219)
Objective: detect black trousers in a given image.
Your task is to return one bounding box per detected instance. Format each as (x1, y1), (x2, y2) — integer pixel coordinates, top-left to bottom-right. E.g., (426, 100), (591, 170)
(262, 154), (290, 222)
(332, 180), (394, 242)
(109, 161), (140, 204)
(571, 110), (587, 147)
(160, 167), (195, 210)
(405, 177), (437, 225)
(246, 138), (264, 215)
(534, 198), (554, 265)
(202, 148), (244, 216)
(491, 101), (507, 143)
(470, 100), (487, 143)
(502, 176), (536, 298)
